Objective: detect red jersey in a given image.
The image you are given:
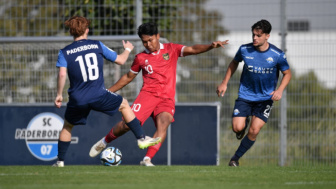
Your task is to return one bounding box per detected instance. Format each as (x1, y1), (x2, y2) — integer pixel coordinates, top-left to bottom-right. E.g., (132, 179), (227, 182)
(130, 43), (185, 100)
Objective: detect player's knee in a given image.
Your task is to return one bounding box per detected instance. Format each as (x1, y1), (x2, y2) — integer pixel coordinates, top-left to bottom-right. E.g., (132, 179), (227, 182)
(119, 98), (130, 111)
(121, 121), (131, 131)
(157, 112), (173, 125)
(232, 124), (243, 133)
(249, 127), (260, 137)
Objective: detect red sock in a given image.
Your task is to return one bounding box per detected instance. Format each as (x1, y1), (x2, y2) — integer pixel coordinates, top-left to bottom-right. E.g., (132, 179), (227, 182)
(145, 142), (162, 159)
(105, 128), (118, 143)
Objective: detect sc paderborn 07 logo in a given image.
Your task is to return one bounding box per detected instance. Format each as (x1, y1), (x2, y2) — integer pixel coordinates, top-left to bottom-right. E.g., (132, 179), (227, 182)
(15, 112), (64, 161)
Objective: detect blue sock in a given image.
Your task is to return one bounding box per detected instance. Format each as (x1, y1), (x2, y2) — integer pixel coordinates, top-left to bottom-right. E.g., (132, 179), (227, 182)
(232, 136), (255, 161)
(126, 118), (145, 139)
(57, 140), (71, 161)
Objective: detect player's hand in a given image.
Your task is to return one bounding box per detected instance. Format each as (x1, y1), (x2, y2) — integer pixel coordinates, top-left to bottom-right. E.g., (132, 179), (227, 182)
(216, 84), (227, 97)
(54, 95), (63, 108)
(211, 40), (229, 48)
(270, 90), (283, 101)
(123, 40), (134, 51)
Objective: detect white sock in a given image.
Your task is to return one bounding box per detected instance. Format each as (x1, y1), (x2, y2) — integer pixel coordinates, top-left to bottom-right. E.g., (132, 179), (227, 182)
(143, 156), (151, 161)
(102, 137), (107, 145)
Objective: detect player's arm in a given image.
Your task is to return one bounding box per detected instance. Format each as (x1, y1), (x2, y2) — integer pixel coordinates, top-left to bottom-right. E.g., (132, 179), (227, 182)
(55, 67), (67, 108)
(108, 71), (137, 92)
(270, 69), (292, 101)
(114, 40), (134, 65)
(182, 40), (229, 56)
(216, 59), (239, 97)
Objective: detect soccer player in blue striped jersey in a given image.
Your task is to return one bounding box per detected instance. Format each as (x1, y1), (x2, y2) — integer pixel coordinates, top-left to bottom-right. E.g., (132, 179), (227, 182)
(52, 16), (160, 167)
(217, 19), (291, 166)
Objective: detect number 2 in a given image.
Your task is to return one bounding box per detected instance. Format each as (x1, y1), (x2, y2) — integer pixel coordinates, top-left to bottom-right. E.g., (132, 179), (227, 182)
(263, 105), (272, 118)
(76, 53), (99, 82)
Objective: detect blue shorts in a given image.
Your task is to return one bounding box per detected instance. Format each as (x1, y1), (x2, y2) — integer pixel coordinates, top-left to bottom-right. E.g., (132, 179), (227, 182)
(65, 90), (123, 125)
(232, 98), (273, 123)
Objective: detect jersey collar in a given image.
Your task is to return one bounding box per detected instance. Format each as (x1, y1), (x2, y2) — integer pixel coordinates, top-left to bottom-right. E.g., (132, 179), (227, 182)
(145, 43), (164, 55)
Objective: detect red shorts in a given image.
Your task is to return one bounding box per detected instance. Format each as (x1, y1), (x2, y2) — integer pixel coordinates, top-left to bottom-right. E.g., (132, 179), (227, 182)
(131, 91), (175, 126)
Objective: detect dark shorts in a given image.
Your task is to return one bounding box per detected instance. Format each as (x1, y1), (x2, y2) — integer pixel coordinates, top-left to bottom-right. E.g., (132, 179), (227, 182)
(232, 98), (273, 123)
(65, 90), (123, 125)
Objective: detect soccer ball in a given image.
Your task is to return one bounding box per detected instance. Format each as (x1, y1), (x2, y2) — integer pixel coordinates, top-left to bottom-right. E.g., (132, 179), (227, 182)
(100, 147), (122, 166)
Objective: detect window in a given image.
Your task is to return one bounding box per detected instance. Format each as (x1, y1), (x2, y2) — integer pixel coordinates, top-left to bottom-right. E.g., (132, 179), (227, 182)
(288, 20), (310, 31)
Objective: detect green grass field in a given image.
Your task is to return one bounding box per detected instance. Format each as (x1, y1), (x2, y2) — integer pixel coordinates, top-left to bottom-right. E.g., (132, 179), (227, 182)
(1, 165), (335, 189)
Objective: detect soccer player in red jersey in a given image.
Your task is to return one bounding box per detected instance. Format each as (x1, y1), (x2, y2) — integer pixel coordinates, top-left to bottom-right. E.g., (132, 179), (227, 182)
(54, 17), (161, 167)
(90, 22), (228, 166)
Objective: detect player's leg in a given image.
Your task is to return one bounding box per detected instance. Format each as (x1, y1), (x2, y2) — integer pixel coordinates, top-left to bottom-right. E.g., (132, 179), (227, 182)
(140, 112), (173, 166)
(89, 120), (127, 158)
(229, 100), (273, 166)
(119, 98), (161, 149)
(141, 98), (175, 166)
(232, 116), (250, 140)
(105, 120), (130, 142)
(119, 98), (145, 139)
(232, 99), (251, 140)
(89, 103), (161, 157)
(53, 120), (74, 167)
(53, 104), (90, 167)
(229, 116), (265, 166)
(89, 91), (161, 157)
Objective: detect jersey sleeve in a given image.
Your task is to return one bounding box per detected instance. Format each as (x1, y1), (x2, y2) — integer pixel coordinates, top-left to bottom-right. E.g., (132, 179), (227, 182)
(130, 55), (141, 74)
(172, 43), (185, 57)
(277, 53), (290, 71)
(233, 45), (243, 62)
(99, 41), (118, 62)
(56, 50), (67, 68)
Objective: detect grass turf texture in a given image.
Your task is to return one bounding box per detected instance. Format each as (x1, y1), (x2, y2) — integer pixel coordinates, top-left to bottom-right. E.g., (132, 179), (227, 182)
(0, 165), (335, 189)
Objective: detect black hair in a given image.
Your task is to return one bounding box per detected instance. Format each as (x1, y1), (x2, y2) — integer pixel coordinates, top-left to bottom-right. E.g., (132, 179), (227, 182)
(137, 22), (159, 38)
(251, 19), (272, 34)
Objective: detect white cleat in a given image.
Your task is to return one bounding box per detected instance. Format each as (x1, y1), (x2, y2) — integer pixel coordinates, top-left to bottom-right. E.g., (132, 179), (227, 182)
(140, 158), (155, 166)
(137, 136), (161, 149)
(89, 137), (107, 157)
(52, 161), (64, 167)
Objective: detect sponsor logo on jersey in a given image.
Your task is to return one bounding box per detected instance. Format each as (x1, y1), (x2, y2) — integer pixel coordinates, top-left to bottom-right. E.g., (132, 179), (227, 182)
(248, 65), (254, 72)
(247, 65), (274, 74)
(245, 56), (254, 59)
(266, 57), (274, 64)
(15, 112), (78, 161)
(163, 53), (169, 60)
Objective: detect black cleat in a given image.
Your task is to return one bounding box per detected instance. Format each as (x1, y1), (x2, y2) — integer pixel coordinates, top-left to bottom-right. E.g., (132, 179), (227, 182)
(228, 160), (239, 167)
(236, 117), (250, 140)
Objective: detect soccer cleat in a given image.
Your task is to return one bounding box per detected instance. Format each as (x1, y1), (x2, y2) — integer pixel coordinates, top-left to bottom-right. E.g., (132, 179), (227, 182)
(140, 158), (155, 166)
(236, 117), (250, 140)
(89, 137), (107, 157)
(137, 136), (161, 149)
(52, 161), (64, 167)
(228, 160), (239, 167)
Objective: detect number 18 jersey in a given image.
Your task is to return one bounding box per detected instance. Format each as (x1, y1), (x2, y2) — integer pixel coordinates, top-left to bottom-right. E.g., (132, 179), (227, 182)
(56, 39), (117, 105)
